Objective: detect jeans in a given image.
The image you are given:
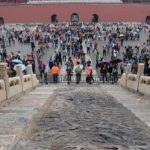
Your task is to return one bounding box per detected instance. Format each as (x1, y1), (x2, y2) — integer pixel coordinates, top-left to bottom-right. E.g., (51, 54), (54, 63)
(40, 70), (45, 79)
(76, 74), (81, 84)
(67, 72), (72, 84)
(102, 73), (107, 83)
(53, 74), (58, 83)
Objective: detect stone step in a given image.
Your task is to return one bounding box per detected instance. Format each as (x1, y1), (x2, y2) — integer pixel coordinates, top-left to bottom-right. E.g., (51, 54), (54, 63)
(28, 0), (122, 4)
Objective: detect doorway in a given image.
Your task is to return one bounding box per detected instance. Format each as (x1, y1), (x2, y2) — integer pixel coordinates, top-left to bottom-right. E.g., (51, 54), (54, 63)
(51, 14), (58, 23)
(71, 13), (79, 22)
(92, 14), (99, 23)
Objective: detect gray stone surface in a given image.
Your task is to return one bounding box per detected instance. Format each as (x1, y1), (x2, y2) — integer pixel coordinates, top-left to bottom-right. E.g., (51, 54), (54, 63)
(11, 85), (150, 150)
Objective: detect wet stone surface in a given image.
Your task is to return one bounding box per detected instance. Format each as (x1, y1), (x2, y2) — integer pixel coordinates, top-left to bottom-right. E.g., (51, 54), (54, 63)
(13, 86), (150, 150)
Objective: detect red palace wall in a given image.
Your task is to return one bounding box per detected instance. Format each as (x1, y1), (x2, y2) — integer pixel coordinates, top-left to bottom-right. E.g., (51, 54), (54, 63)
(0, 4), (150, 23)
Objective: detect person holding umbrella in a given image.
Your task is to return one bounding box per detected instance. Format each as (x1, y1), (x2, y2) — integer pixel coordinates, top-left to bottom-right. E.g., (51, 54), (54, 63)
(13, 64), (27, 75)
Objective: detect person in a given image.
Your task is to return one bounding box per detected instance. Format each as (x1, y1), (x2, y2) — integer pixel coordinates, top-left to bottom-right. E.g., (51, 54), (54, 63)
(37, 43), (41, 53)
(31, 40), (35, 51)
(58, 51), (62, 66)
(66, 61), (73, 84)
(62, 49), (67, 62)
(120, 62), (124, 75)
(81, 53), (86, 70)
(85, 62), (93, 84)
(108, 63), (113, 79)
(38, 61), (46, 79)
(74, 61), (82, 84)
(101, 64), (108, 83)
(103, 46), (106, 56)
(48, 56), (54, 69)
(66, 42), (71, 56)
(50, 64), (61, 83)
(74, 57), (80, 66)
(54, 51), (59, 65)
(93, 40), (97, 52)
(112, 64), (118, 83)
(96, 51), (99, 68)
(68, 56), (74, 69)
(86, 42), (90, 54)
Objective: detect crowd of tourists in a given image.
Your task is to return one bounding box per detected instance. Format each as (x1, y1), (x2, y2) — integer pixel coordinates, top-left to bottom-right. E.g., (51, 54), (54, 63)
(0, 22), (150, 83)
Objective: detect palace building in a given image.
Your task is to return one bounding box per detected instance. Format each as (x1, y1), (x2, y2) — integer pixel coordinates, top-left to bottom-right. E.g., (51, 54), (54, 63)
(0, 0), (150, 24)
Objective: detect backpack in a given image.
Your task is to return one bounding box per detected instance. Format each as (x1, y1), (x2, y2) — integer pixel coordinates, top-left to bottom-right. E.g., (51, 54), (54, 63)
(148, 59), (150, 65)
(41, 64), (45, 71)
(103, 47), (106, 51)
(75, 65), (81, 74)
(66, 64), (72, 73)
(49, 60), (53, 69)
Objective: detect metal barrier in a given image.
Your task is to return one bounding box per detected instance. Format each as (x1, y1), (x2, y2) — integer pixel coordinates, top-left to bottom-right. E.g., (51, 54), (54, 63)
(37, 73), (120, 84)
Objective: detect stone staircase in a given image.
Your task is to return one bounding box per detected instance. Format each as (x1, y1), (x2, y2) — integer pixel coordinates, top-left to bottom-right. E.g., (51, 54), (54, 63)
(28, 0), (122, 4)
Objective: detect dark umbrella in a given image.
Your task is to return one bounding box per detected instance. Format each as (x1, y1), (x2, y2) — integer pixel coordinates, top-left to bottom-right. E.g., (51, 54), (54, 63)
(98, 61), (109, 67)
(110, 59), (122, 64)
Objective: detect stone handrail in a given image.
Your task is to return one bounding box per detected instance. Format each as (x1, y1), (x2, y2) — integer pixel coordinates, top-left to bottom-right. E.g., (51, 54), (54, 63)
(127, 74), (138, 91)
(140, 76), (150, 85)
(0, 80), (5, 90)
(8, 77), (22, 99)
(128, 74), (137, 81)
(23, 75), (31, 83)
(0, 63), (39, 102)
(119, 63), (150, 97)
(9, 77), (20, 87)
(0, 80), (6, 102)
(139, 76), (150, 96)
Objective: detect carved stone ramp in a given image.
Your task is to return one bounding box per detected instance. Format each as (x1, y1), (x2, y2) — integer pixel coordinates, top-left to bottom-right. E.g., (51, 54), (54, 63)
(1, 84), (149, 150)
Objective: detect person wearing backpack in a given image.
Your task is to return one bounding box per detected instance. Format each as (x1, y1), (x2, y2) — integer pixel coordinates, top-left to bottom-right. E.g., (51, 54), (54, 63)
(74, 61), (82, 84)
(66, 61), (73, 84)
(48, 56), (54, 70)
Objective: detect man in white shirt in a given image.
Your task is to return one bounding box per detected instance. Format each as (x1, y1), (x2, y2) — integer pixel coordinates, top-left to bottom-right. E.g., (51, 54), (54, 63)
(74, 62), (83, 84)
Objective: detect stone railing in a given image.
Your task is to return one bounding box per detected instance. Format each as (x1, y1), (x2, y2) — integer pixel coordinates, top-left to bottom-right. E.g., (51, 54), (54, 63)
(0, 80), (6, 102)
(23, 75), (32, 92)
(119, 63), (150, 96)
(8, 77), (22, 99)
(0, 63), (39, 102)
(127, 74), (138, 91)
(139, 76), (150, 96)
